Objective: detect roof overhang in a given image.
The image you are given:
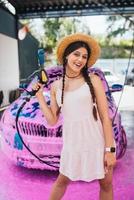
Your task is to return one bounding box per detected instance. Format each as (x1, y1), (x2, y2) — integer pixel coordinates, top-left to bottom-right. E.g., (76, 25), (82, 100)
(6, 0), (134, 19)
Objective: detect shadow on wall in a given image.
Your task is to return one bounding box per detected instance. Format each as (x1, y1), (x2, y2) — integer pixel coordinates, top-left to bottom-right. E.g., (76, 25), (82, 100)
(0, 89), (21, 108)
(9, 89), (21, 104)
(0, 91), (4, 106)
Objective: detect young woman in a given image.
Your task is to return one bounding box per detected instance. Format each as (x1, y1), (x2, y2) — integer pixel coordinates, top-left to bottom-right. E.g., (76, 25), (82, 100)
(33, 33), (116, 200)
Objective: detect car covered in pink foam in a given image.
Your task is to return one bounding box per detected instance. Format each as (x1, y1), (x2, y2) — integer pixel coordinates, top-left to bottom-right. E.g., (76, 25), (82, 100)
(0, 66), (127, 170)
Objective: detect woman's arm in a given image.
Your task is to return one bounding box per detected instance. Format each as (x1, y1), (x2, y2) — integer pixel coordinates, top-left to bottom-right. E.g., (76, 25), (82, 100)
(90, 74), (115, 147)
(90, 74), (116, 169)
(33, 81), (60, 126)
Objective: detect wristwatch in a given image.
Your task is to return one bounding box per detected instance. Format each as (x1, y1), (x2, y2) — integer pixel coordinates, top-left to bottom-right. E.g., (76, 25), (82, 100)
(105, 147), (116, 153)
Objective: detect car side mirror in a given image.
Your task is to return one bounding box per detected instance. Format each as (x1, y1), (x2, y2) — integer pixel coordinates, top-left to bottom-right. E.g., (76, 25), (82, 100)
(110, 84), (123, 92)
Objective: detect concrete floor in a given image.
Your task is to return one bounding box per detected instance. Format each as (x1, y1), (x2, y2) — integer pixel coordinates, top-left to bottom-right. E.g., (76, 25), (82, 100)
(0, 111), (134, 200)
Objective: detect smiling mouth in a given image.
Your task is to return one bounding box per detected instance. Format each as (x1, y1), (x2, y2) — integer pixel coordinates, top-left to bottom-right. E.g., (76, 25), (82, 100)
(74, 63), (82, 68)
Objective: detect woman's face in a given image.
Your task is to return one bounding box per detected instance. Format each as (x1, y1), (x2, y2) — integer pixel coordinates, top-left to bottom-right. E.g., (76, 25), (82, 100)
(66, 47), (88, 73)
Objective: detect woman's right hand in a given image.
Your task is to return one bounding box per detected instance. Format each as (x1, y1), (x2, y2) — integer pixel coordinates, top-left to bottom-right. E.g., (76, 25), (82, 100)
(32, 82), (43, 97)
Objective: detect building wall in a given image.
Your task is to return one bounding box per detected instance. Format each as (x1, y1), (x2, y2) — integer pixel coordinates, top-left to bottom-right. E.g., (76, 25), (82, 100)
(0, 7), (17, 38)
(0, 7), (19, 107)
(0, 7), (39, 107)
(19, 31), (39, 80)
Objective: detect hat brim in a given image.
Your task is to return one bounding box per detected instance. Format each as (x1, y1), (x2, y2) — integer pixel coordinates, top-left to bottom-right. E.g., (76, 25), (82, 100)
(56, 33), (101, 67)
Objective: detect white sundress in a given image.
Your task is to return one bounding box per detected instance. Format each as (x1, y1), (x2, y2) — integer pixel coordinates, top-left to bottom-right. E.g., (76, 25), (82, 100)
(56, 82), (105, 182)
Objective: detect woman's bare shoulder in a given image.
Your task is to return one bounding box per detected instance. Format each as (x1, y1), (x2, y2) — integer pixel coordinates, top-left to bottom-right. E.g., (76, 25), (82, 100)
(89, 73), (101, 86)
(89, 73), (105, 95)
(51, 79), (62, 92)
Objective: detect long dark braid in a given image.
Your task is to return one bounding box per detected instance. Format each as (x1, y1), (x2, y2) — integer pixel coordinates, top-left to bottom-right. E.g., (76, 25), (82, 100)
(56, 58), (66, 116)
(61, 60), (66, 105)
(81, 66), (98, 121)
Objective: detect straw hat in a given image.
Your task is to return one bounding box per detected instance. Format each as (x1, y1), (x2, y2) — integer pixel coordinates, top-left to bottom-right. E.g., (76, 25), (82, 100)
(56, 33), (101, 67)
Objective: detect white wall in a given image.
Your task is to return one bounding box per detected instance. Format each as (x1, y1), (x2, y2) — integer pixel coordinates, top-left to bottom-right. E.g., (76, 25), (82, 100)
(0, 33), (19, 106)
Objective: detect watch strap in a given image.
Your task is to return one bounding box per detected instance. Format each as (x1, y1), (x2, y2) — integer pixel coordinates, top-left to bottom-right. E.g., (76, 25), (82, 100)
(105, 147), (116, 153)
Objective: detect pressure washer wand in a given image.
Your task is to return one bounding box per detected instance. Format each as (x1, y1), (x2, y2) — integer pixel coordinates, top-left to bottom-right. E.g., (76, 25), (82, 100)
(29, 69), (48, 96)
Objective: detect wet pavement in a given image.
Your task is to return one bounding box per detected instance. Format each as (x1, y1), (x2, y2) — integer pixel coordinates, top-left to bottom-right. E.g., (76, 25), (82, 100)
(0, 111), (134, 200)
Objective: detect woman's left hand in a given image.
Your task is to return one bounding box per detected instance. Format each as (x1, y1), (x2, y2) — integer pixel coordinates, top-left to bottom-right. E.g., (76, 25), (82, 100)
(104, 152), (116, 173)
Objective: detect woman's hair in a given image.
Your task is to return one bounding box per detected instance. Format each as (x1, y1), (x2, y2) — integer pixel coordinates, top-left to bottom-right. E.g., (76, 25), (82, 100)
(57, 41), (98, 120)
